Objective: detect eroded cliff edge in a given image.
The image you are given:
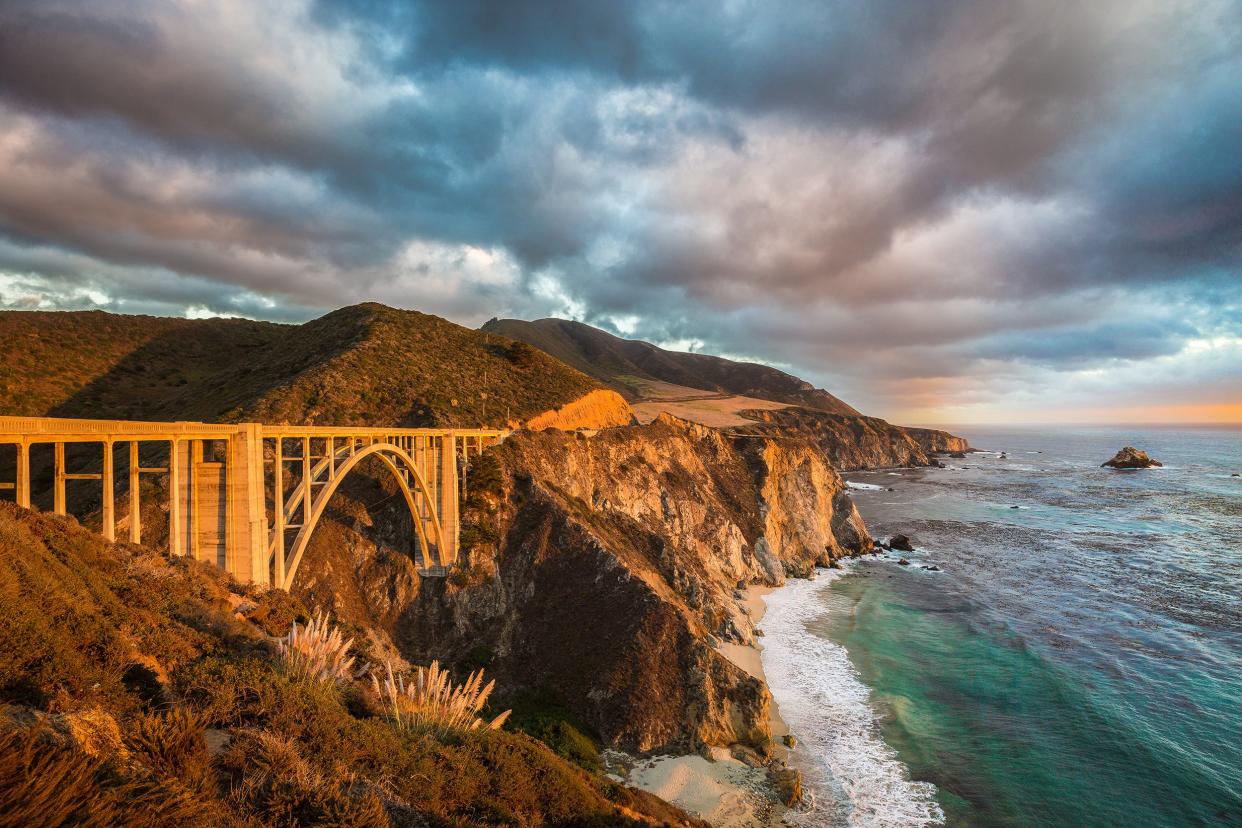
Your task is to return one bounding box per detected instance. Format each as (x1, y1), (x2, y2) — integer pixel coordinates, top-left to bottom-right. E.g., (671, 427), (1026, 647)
(738, 408), (970, 470)
(296, 414), (870, 757)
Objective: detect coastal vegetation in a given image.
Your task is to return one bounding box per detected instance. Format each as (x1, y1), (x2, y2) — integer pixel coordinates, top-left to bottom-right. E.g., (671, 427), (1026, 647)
(370, 660), (510, 736)
(0, 503), (705, 827)
(277, 613), (357, 687)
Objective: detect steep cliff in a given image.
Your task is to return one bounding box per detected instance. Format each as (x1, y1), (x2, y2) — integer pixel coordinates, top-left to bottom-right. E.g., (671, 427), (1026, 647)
(737, 408), (969, 470)
(902, 425), (972, 455)
(297, 415), (872, 756)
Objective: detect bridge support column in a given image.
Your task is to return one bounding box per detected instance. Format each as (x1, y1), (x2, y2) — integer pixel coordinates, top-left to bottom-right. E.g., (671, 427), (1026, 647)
(226, 424), (269, 586)
(301, 437), (311, 531)
(169, 439), (183, 557)
(189, 440), (201, 562)
(273, 437), (285, 589)
(129, 441), (141, 543)
(438, 432), (458, 567)
(53, 442), (66, 515)
(102, 440), (115, 541)
(15, 442), (29, 509)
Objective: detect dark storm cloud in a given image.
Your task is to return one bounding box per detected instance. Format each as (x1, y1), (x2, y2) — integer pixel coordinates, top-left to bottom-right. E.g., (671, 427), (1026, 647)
(0, 0), (1239, 418)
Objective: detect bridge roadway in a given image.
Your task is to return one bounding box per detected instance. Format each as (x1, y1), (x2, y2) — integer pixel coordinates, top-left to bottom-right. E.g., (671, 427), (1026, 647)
(0, 417), (506, 589)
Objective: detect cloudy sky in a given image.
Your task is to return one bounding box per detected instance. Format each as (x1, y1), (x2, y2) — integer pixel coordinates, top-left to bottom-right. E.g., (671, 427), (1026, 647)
(1, 1), (1239, 424)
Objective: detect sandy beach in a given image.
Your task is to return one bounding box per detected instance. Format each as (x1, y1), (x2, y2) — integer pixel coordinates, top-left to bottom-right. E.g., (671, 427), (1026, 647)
(619, 585), (792, 828)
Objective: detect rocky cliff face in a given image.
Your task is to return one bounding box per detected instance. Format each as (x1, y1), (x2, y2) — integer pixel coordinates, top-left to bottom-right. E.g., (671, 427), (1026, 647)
(745, 438), (870, 578)
(414, 416), (864, 753)
(901, 425), (972, 455)
(293, 414), (870, 756)
(738, 408), (969, 470)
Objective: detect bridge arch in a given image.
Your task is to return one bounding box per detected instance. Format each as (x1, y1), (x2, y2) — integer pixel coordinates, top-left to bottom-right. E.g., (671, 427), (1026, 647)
(278, 442), (446, 590)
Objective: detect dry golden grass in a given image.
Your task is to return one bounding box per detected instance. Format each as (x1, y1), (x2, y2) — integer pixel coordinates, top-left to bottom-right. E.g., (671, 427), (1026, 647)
(371, 660), (510, 737)
(277, 612), (356, 687)
(123, 708), (211, 790)
(630, 392), (790, 427)
(0, 726), (115, 827)
(219, 729), (388, 828)
(0, 725), (228, 828)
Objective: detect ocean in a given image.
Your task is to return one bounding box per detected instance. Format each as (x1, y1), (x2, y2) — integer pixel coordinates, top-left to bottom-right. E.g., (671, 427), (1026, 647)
(759, 426), (1242, 827)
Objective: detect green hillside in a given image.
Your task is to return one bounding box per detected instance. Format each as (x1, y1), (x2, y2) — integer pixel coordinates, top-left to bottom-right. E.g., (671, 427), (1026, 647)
(0, 304), (603, 428)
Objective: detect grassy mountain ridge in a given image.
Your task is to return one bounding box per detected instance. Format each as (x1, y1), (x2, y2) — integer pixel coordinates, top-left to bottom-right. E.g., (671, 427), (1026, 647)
(0, 304), (603, 427)
(481, 316), (861, 415)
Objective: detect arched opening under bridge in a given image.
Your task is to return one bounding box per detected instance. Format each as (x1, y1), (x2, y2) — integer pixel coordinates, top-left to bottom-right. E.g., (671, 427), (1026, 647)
(275, 441), (446, 590)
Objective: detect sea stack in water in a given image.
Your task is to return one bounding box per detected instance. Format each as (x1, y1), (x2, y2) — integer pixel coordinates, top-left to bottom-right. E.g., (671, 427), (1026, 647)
(1102, 447), (1163, 469)
(889, 534), (915, 551)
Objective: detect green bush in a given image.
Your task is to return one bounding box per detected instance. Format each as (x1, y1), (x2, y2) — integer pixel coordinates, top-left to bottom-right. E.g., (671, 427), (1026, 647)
(501, 688), (603, 772)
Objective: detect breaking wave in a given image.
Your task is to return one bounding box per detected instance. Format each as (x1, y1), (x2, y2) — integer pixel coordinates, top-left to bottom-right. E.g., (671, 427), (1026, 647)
(759, 570), (944, 827)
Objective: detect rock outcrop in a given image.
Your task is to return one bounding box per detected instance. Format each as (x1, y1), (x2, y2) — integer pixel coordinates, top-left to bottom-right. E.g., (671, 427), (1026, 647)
(901, 425), (972, 456)
(1102, 447), (1163, 469)
(889, 534), (915, 552)
(525, 388), (636, 431)
(737, 408), (969, 470)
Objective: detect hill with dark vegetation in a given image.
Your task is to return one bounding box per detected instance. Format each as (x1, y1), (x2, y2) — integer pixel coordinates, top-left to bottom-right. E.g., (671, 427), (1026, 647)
(481, 317), (861, 415)
(0, 304), (604, 428)
(0, 502), (706, 828)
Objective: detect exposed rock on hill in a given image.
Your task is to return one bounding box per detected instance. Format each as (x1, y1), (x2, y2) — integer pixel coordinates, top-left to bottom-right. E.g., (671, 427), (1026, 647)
(482, 317), (861, 415)
(736, 407), (969, 470)
(287, 414), (870, 753)
(1102, 446), (1163, 469)
(323, 414), (873, 755)
(525, 388), (635, 431)
(0, 304), (605, 428)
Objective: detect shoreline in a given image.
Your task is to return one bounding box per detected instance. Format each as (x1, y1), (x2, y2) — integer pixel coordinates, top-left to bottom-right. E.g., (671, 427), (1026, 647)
(617, 583), (794, 828)
(718, 584), (790, 758)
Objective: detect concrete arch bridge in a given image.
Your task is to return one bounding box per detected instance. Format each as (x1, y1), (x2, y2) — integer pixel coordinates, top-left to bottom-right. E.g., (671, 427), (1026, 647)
(0, 417), (506, 589)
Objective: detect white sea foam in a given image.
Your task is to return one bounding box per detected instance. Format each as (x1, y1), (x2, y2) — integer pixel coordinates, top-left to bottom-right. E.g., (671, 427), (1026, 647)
(846, 481), (886, 491)
(759, 569), (944, 828)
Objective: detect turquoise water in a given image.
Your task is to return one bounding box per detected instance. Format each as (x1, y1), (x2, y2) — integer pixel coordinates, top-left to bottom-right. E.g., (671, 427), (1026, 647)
(767, 426), (1242, 827)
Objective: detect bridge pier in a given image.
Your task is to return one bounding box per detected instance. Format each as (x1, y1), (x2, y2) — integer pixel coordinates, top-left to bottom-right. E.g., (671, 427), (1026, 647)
(102, 440), (114, 541)
(439, 431), (459, 569)
(15, 441), (29, 509)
